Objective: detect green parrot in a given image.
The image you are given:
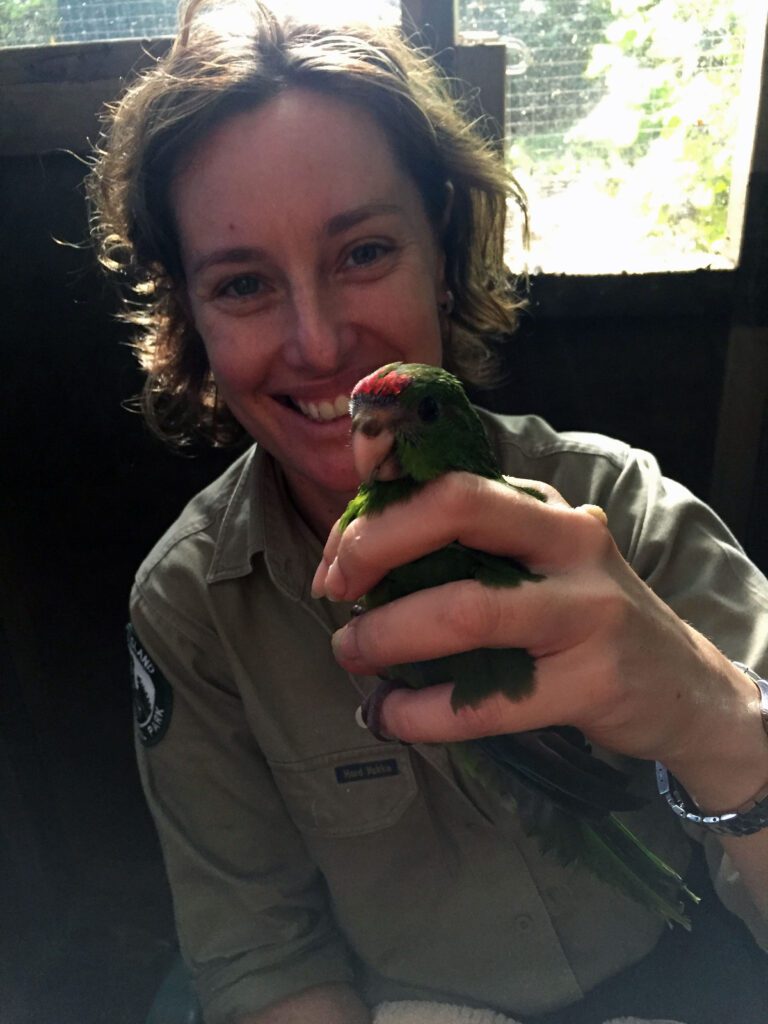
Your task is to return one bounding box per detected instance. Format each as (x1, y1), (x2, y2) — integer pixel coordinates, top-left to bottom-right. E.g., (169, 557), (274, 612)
(339, 361), (698, 927)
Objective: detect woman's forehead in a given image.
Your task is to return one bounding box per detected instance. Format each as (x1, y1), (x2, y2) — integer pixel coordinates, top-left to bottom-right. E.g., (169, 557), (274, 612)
(176, 89), (398, 190)
(171, 88), (430, 249)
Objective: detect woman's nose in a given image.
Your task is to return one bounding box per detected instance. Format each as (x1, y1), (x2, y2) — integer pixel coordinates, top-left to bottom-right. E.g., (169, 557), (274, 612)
(284, 284), (347, 372)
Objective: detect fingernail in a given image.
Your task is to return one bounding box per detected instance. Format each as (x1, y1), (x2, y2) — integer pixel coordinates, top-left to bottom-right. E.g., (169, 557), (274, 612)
(331, 623), (356, 662)
(324, 558), (347, 602)
(310, 560), (328, 599)
(575, 503), (608, 526)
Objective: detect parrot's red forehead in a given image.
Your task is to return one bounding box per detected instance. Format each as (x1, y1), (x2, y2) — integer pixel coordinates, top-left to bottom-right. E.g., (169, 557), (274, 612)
(351, 367), (411, 401)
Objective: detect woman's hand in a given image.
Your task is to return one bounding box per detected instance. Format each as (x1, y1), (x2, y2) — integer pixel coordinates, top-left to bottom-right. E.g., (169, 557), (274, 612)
(313, 472), (768, 813)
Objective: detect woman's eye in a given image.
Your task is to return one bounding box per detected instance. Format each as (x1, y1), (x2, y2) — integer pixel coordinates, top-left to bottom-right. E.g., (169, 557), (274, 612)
(221, 275), (263, 298)
(344, 242), (390, 268)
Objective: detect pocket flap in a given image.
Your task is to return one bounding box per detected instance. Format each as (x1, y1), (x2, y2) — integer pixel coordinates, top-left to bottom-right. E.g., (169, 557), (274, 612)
(269, 745), (417, 837)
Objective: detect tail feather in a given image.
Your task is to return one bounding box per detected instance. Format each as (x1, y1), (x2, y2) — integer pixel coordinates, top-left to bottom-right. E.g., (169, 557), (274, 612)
(574, 816), (696, 929)
(476, 729), (647, 818)
(450, 739), (698, 928)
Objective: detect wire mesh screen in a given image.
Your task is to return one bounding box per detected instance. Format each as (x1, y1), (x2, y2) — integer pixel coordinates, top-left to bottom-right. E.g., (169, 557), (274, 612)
(458, 0), (758, 272)
(460, 0), (609, 161)
(0, 0), (399, 47)
(58, 0), (177, 42)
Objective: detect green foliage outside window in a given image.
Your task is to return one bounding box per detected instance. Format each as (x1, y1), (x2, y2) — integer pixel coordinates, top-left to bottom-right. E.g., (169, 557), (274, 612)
(0, 0), (57, 45)
(461, 0), (753, 271)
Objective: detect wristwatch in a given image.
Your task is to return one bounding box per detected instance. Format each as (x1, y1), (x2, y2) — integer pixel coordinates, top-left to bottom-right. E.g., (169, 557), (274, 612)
(656, 661), (768, 836)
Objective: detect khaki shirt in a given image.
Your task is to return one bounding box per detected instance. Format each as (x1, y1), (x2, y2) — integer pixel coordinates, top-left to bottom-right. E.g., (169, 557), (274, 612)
(130, 411), (768, 1024)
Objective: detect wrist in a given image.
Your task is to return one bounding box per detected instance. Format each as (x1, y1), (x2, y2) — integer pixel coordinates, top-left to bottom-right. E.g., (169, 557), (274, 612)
(658, 660), (768, 833)
(663, 649), (766, 792)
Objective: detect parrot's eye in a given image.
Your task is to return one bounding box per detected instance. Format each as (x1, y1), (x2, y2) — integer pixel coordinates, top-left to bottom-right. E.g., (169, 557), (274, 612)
(417, 396), (440, 423)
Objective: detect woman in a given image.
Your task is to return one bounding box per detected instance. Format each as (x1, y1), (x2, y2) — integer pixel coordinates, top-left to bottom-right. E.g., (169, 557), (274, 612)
(88, 2), (768, 1022)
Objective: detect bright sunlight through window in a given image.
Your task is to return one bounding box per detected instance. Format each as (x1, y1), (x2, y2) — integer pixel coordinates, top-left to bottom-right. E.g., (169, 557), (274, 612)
(2, 0), (765, 275)
(458, 0), (767, 273)
(0, 0), (399, 46)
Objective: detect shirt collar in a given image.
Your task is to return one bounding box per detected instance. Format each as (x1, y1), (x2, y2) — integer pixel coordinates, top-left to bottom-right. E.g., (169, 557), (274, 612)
(206, 444), (323, 601)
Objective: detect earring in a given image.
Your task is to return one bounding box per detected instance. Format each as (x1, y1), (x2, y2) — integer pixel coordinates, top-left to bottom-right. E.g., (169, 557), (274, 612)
(438, 289), (455, 316)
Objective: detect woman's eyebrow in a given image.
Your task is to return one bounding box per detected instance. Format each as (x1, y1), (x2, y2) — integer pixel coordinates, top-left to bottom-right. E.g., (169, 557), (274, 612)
(189, 204), (403, 275)
(326, 203), (403, 237)
(190, 246), (268, 277)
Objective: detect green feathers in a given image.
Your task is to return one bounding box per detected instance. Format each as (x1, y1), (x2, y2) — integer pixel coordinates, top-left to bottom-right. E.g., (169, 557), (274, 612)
(344, 361), (546, 706)
(341, 362), (698, 927)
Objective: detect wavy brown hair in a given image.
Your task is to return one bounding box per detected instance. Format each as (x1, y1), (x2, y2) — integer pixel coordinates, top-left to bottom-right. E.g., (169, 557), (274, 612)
(87, 0), (528, 446)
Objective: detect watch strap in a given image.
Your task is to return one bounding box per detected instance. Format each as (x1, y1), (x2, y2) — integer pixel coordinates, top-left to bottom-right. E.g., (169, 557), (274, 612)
(655, 661), (768, 837)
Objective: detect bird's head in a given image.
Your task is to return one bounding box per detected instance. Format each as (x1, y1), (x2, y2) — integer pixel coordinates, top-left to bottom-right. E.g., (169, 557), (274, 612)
(348, 362), (498, 485)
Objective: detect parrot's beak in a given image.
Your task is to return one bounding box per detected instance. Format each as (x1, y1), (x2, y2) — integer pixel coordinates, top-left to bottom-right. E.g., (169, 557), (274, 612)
(350, 410), (403, 484)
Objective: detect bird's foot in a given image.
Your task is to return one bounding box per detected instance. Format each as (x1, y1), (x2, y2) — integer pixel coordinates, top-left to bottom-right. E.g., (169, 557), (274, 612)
(355, 676), (411, 744)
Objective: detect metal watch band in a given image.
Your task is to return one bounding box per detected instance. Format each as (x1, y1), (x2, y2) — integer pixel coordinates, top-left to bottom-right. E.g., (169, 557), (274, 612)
(733, 660), (768, 737)
(655, 660), (768, 837)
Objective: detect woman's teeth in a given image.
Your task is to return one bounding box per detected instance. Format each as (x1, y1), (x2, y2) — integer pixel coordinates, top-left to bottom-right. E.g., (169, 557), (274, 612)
(295, 395), (350, 422)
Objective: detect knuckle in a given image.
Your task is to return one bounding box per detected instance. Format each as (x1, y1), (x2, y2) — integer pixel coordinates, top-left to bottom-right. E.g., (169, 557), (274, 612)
(590, 584), (631, 636)
(440, 581), (501, 647)
(581, 519), (614, 561)
(354, 606), (390, 664)
(503, 475), (563, 505)
(389, 696), (426, 740)
(560, 507), (615, 566)
(433, 471), (485, 524)
(338, 518), (374, 574)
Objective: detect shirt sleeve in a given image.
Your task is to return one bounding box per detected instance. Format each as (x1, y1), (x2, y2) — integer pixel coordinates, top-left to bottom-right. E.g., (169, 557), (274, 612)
(130, 580), (356, 1023)
(601, 446), (768, 950)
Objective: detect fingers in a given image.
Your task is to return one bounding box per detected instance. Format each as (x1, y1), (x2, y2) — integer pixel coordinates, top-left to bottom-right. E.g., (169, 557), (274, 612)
(330, 570), (613, 677)
(369, 650), (614, 743)
(312, 473), (611, 604)
(376, 683), (538, 744)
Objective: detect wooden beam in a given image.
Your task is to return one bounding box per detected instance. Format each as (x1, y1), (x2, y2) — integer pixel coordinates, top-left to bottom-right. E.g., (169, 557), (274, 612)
(0, 39), (169, 155)
(454, 43), (506, 149)
(401, 0), (456, 67)
(711, 9), (768, 560)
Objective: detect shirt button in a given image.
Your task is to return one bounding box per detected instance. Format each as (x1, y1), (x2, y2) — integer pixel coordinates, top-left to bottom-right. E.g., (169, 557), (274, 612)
(514, 913), (533, 932)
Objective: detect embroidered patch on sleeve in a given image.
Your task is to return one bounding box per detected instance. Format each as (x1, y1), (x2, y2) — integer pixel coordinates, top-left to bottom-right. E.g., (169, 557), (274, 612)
(127, 624), (173, 747)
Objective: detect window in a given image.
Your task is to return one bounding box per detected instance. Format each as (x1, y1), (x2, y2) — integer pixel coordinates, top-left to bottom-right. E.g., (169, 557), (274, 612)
(0, 0), (399, 46)
(2, 0), (764, 277)
(458, 0), (766, 273)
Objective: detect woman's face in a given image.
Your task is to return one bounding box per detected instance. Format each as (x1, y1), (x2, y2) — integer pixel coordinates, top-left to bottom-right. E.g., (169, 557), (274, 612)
(172, 88), (446, 528)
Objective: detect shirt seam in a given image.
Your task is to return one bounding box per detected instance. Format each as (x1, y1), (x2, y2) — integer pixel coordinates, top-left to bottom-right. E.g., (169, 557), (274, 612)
(494, 433), (630, 471)
(132, 577), (221, 648)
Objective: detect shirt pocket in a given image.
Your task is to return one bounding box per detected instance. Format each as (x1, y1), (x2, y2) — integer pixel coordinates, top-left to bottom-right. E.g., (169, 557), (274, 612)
(268, 744), (417, 838)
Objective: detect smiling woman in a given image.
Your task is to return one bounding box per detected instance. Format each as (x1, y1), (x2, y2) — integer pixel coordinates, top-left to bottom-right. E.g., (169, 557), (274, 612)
(87, 0), (526, 456)
(84, 3), (768, 1024)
